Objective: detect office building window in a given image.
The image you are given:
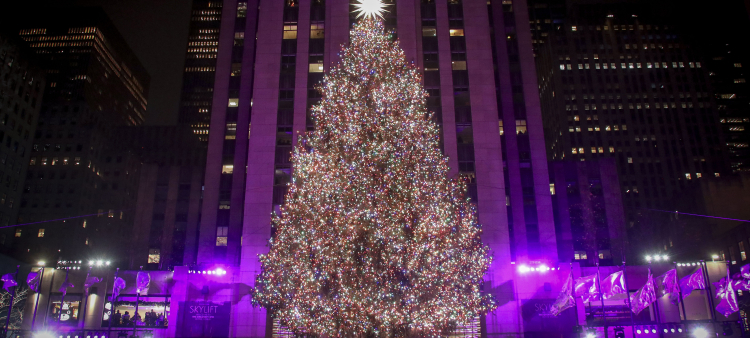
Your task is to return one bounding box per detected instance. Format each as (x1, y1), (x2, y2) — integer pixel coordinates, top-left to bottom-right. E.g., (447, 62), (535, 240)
(38, 229), (45, 238)
(309, 63), (324, 73)
(283, 25), (298, 39)
(148, 249), (161, 263)
(574, 251), (587, 260)
(216, 226), (228, 246)
(310, 23), (324, 39)
(231, 63), (242, 76)
(228, 98), (239, 107)
(740, 242), (747, 261)
(14, 229), (21, 237)
(449, 29), (464, 36)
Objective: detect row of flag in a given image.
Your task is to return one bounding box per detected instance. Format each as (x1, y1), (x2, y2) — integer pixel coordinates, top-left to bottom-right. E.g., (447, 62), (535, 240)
(550, 264), (748, 317)
(0, 269), (150, 300)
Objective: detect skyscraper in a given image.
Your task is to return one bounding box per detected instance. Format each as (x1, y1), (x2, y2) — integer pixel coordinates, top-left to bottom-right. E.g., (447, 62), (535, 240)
(3, 8), (150, 264)
(184, 0), (556, 335)
(0, 33), (45, 252)
(536, 2), (728, 237)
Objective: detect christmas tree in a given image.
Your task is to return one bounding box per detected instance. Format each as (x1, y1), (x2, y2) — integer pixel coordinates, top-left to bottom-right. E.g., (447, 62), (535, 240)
(253, 15), (495, 338)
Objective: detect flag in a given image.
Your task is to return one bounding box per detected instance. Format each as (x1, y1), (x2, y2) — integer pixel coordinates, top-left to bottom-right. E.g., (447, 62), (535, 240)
(111, 277), (126, 300)
(575, 273), (600, 303)
(1, 273), (17, 293)
(59, 274), (74, 297)
(26, 271), (41, 293)
(716, 276), (739, 317)
(600, 271), (626, 299)
(679, 267), (705, 299)
(84, 275), (102, 294)
(658, 269), (680, 304)
(741, 264), (750, 279)
(550, 271), (575, 316)
(630, 269), (656, 315)
(137, 271), (151, 293)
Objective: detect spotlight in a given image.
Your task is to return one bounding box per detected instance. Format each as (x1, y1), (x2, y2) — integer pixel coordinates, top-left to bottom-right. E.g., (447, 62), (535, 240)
(106, 261), (110, 265)
(693, 327), (709, 338)
(712, 254), (719, 260)
(38, 261), (45, 266)
(636, 329), (642, 334)
(34, 332), (55, 338)
(654, 255), (662, 262)
(96, 260), (103, 266)
(662, 255), (669, 261)
(678, 328), (683, 333)
(586, 333), (596, 338)
(651, 328), (656, 333)
(89, 261), (94, 266)
(664, 328), (668, 333)
(518, 265), (531, 273)
(645, 255), (652, 262)
(671, 328), (675, 333)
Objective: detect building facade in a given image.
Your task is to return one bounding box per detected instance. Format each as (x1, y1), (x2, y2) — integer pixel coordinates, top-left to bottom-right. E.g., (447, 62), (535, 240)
(3, 8), (150, 264)
(536, 3), (728, 238)
(13, 261), (745, 338)
(0, 33), (45, 253)
(182, 0), (558, 336)
(123, 126), (205, 270)
(549, 158), (627, 266)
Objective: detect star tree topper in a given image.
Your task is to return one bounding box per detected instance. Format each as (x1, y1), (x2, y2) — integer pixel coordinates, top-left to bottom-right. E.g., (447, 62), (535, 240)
(352, 0), (389, 20)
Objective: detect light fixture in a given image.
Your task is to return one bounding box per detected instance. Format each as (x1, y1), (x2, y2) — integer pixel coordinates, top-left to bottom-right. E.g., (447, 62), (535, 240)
(693, 327), (709, 338)
(662, 255), (669, 261)
(645, 255), (652, 262)
(105, 261), (110, 266)
(38, 261), (45, 266)
(586, 333), (596, 338)
(97, 260), (103, 266)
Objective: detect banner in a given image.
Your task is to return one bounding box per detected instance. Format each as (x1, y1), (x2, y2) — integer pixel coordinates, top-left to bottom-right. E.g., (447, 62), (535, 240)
(176, 301), (231, 338)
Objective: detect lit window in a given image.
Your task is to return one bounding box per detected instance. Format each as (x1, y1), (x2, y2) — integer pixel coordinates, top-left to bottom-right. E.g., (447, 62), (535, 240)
(14, 229), (21, 238)
(74, 157), (81, 165)
(51, 157), (58, 165)
(573, 115), (580, 121)
(559, 65), (565, 70)
(231, 63), (242, 76)
(627, 157), (633, 163)
(38, 229), (45, 238)
(148, 248), (161, 263)
(735, 63), (743, 68)
(598, 147), (604, 153)
(451, 61), (467, 70)
(449, 29), (464, 36)
(222, 165), (234, 174)
(515, 120), (527, 134)
(740, 242), (747, 261)
(29, 158), (36, 165)
(498, 121), (504, 135)
(735, 79), (746, 84)
(715, 173), (721, 177)
(85, 237), (89, 245)
(685, 173), (692, 180)
(228, 98), (239, 107)
(309, 63), (324, 73)
(609, 146), (615, 153)
(549, 183), (555, 195)
(216, 226), (229, 246)
(422, 27), (436, 36)
(310, 23), (324, 39)
(574, 250), (587, 260)
(82, 219), (87, 228)
(63, 157), (69, 165)
(571, 148), (578, 154)
(237, 2), (247, 17)
(283, 25), (298, 39)
(578, 147), (584, 154)
(696, 173), (702, 178)
(571, 26), (577, 31)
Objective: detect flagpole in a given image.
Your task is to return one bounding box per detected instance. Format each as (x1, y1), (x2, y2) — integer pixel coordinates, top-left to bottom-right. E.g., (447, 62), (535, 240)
(57, 267), (69, 327)
(133, 266), (143, 338)
(108, 268), (119, 338)
(43, 267), (57, 329)
(701, 261), (717, 321)
(596, 262), (607, 337)
(31, 266), (44, 330)
(622, 259), (636, 338)
(673, 261), (688, 321)
(80, 267), (92, 334)
(3, 265), (19, 336)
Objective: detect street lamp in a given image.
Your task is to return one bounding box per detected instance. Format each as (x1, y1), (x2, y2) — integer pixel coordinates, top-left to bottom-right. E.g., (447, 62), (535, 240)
(712, 254), (719, 261)
(37, 261), (45, 266)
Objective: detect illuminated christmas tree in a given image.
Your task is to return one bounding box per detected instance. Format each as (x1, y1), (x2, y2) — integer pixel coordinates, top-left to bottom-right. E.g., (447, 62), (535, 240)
(253, 13), (495, 338)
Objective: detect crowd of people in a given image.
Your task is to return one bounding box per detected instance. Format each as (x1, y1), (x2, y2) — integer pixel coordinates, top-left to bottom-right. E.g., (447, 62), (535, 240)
(109, 309), (167, 327)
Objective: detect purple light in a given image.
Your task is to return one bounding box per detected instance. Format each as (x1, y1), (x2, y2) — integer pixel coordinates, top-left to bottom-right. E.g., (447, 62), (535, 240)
(518, 265), (531, 273)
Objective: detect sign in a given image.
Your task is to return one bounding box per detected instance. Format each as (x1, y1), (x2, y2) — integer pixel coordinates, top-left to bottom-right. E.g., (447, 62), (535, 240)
(48, 300), (80, 326)
(521, 299), (576, 337)
(176, 301), (230, 338)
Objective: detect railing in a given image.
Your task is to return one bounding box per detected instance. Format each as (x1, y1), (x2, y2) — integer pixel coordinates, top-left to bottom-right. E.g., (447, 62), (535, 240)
(3, 329), (155, 338)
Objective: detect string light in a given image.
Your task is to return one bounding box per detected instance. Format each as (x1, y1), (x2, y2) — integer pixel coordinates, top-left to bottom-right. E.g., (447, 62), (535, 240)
(253, 18), (495, 337)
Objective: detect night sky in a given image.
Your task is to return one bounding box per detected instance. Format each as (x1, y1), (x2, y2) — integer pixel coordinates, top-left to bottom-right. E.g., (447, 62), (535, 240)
(8, 0), (192, 125)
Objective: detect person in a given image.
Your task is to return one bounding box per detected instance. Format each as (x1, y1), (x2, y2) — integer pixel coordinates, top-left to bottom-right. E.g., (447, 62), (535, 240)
(157, 313), (165, 327)
(121, 311), (130, 326)
(149, 309), (157, 326)
(112, 310), (122, 327)
(133, 312), (142, 326)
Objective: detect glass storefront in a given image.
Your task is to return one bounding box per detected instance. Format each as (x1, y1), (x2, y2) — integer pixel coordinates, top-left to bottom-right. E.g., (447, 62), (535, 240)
(102, 295), (170, 328)
(47, 294), (82, 326)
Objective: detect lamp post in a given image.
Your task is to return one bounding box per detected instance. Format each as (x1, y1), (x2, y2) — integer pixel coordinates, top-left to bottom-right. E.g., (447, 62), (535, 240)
(31, 261), (46, 330)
